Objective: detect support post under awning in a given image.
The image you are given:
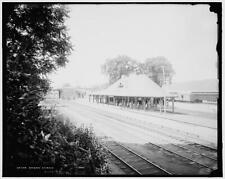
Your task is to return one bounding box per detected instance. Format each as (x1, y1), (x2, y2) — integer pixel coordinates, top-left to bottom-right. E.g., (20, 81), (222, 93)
(172, 97), (175, 113)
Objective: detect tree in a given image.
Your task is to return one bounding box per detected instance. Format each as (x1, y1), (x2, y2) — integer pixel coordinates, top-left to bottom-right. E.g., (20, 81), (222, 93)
(101, 55), (138, 84)
(141, 57), (175, 86)
(102, 55), (175, 86)
(3, 3), (72, 175)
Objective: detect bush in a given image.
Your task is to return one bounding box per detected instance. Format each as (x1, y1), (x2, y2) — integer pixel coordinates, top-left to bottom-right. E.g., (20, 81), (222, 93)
(6, 106), (109, 176)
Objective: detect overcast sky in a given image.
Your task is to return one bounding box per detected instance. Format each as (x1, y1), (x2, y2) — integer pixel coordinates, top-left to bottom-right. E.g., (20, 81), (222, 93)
(48, 4), (218, 88)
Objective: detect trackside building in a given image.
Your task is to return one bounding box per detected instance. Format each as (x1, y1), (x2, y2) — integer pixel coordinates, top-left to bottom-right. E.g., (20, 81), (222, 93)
(165, 79), (218, 103)
(89, 74), (175, 112)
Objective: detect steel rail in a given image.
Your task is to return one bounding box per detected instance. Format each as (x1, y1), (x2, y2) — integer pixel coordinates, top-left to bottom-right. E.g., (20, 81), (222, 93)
(174, 143), (217, 161)
(116, 142), (173, 175)
(145, 141), (216, 171)
(103, 145), (142, 175)
(83, 100), (216, 129)
(126, 107), (217, 130)
(70, 103), (217, 170)
(104, 141), (172, 175)
(77, 102), (217, 150)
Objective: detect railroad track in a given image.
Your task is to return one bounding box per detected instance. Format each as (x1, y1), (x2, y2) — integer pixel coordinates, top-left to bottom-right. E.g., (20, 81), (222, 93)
(84, 101), (216, 129)
(103, 140), (172, 175)
(65, 104), (217, 175)
(144, 142), (217, 171)
(72, 103), (218, 169)
(173, 142), (217, 161)
(129, 108), (217, 130)
(75, 102), (217, 150)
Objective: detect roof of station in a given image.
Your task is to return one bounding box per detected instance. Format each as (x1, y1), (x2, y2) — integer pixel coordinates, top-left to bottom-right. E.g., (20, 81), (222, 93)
(92, 74), (172, 97)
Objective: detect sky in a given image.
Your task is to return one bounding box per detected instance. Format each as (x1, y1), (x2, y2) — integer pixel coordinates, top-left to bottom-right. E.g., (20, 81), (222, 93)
(48, 4), (218, 88)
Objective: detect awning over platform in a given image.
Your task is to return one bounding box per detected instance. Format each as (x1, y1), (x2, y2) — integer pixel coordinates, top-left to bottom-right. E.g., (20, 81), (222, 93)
(92, 74), (173, 98)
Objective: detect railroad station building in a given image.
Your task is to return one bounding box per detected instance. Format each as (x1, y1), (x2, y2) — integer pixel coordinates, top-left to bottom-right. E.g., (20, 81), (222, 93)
(89, 74), (175, 112)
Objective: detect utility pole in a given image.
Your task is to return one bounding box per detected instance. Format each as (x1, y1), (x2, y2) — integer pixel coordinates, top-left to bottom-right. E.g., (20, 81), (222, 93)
(162, 66), (166, 113)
